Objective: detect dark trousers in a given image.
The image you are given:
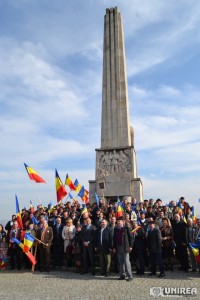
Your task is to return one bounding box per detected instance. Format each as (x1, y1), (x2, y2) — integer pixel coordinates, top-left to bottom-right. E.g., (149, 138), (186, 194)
(144, 248), (149, 267)
(53, 242), (63, 267)
(111, 252), (119, 273)
(175, 244), (189, 271)
(39, 245), (51, 271)
(150, 252), (164, 274)
(10, 247), (22, 270)
(136, 248), (145, 273)
(83, 245), (95, 273)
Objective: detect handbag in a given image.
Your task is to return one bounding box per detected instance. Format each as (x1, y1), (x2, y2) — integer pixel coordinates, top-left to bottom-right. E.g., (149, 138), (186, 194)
(170, 240), (176, 249)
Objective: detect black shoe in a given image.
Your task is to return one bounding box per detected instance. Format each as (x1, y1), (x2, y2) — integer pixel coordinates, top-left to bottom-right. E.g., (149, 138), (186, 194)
(91, 271), (95, 276)
(118, 276), (125, 280)
(158, 273), (165, 278)
(149, 273), (156, 276)
(184, 269), (188, 273)
(178, 267), (184, 271)
(138, 272), (144, 276)
(192, 269), (197, 272)
(81, 271), (88, 275)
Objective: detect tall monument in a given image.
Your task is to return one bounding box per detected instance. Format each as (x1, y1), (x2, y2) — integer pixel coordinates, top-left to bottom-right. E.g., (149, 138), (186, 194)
(89, 7), (143, 202)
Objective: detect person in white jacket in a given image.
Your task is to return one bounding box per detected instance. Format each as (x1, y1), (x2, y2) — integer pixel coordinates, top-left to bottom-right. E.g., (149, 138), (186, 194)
(62, 218), (76, 267)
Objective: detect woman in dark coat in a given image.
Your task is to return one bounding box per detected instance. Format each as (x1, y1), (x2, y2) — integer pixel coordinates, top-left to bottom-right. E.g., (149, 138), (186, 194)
(161, 218), (174, 271)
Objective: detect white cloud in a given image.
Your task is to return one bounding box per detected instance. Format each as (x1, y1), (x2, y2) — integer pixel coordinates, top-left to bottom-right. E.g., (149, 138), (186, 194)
(142, 176), (200, 209)
(0, 1), (200, 220)
(129, 84), (200, 182)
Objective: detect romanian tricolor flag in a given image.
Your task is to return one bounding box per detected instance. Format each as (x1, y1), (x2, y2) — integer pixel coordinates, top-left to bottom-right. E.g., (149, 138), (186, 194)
(55, 169), (67, 202)
(12, 237), (37, 265)
(74, 179), (82, 193)
(69, 193), (78, 204)
(182, 213), (187, 223)
(23, 232), (35, 253)
(30, 201), (34, 214)
(65, 174), (76, 191)
(82, 189), (89, 204)
(0, 257), (6, 270)
(15, 195), (23, 229)
(132, 225), (142, 234)
(31, 215), (39, 225)
(48, 201), (54, 214)
(116, 199), (124, 219)
(191, 207), (197, 224)
(189, 243), (200, 263)
(82, 204), (88, 214)
(78, 186), (85, 198)
(24, 163), (46, 183)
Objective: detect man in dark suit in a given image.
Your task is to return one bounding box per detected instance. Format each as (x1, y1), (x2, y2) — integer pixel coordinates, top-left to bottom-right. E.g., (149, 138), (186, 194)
(95, 219), (113, 276)
(52, 216), (63, 268)
(172, 214), (189, 272)
(147, 221), (165, 277)
(113, 218), (133, 281)
(80, 218), (96, 275)
(132, 221), (146, 275)
(37, 220), (53, 272)
(9, 220), (22, 270)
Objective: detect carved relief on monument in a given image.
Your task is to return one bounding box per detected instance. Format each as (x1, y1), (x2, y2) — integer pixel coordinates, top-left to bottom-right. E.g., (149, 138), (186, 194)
(97, 149), (131, 178)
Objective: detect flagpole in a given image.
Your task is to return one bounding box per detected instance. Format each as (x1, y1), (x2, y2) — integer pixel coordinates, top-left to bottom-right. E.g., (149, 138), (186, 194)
(102, 191), (105, 205)
(34, 237), (48, 246)
(65, 188), (72, 204)
(31, 243), (38, 272)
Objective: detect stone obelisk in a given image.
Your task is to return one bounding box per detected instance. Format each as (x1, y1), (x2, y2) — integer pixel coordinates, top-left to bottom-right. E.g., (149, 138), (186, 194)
(89, 7), (143, 202)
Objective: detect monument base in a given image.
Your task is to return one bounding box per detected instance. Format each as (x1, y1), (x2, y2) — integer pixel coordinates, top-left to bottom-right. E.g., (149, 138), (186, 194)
(89, 146), (143, 204)
(89, 178), (143, 204)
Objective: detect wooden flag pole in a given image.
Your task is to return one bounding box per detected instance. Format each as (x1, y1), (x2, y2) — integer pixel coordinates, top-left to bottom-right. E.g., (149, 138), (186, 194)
(34, 237), (48, 246)
(64, 189), (71, 204)
(31, 242), (38, 272)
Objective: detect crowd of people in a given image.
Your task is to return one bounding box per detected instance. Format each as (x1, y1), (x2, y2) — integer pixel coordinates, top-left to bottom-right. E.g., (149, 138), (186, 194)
(0, 196), (200, 280)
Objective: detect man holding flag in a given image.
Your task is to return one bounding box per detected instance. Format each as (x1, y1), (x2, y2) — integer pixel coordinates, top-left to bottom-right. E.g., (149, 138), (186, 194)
(36, 220), (53, 272)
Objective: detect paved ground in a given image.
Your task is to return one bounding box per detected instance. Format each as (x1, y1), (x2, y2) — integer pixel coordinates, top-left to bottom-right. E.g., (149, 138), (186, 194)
(0, 270), (199, 300)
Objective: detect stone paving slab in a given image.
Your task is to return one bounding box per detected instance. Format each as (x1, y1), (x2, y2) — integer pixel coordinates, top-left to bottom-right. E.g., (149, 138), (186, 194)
(0, 270), (199, 300)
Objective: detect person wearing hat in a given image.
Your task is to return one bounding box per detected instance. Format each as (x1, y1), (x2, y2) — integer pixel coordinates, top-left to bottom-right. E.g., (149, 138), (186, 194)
(139, 211), (148, 231)
(145, 206), (156, 220)
(113, 218), (133, 281)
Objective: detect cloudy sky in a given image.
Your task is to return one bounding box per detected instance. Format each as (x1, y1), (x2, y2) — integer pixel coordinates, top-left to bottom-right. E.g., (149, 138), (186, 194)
(0, 0), (200, 219)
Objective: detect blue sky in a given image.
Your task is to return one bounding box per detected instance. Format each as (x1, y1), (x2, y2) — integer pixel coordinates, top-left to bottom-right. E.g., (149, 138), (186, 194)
(0, 0), (200, 219)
